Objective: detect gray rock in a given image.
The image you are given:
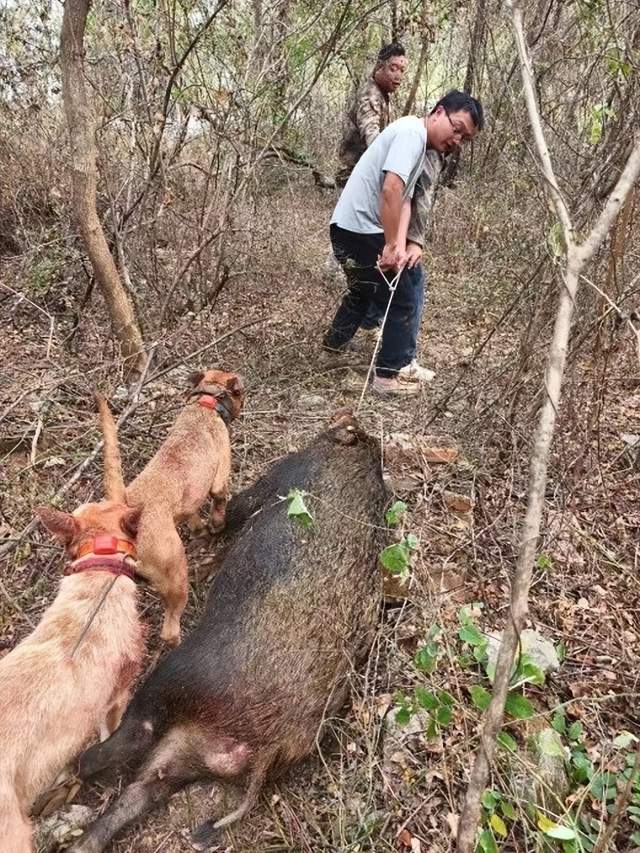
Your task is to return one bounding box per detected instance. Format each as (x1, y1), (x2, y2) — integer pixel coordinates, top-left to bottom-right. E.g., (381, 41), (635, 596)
(512, 727), (570, 811)
(35, 804), (94, 846)
(298, 394), (326, 410)
(487, 628), (560, 681)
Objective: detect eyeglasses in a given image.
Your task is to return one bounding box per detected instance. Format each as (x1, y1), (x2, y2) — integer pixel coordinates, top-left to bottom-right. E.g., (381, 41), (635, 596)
(444, 110), (474, 144)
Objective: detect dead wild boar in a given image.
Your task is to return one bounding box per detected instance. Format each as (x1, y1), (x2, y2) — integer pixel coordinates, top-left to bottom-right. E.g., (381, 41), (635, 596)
(70, 411), (386, 852)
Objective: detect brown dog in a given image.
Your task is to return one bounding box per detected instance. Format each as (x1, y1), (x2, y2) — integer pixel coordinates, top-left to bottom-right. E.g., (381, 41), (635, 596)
(0, 396), (144, 853)
(126, 368), (245, 645)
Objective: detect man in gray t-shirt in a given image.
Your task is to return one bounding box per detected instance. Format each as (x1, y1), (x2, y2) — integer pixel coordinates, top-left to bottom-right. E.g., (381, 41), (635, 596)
(322, 90), (484, 397)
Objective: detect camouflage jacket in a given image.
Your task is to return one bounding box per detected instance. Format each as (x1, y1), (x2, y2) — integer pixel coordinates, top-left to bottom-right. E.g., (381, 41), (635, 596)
(336, 77), (390, 183)
(406, 149), (444, 248)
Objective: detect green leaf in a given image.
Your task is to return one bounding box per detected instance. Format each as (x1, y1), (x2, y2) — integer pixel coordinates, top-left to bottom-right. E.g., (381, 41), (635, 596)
(547, 221), (565, 257)
(436, 705), (453, 726)
(497, 731), (517, 751)
(552, 710), (566, 734)
(537, 812), (556, 833)
(286, 489), (313, 528)
(470, 684), (491, 711)
(426, 717), (438, 738)
(385, 500), (407, 526)
(415, 687), (439, 710)
(570, 748), (593, 783)
(459, 604), (483, 626)
(482, 789), (501, 811)
(514, 657), (545, 687)
(438, 690), (454, 706)
(490, 814), (507, 837)
(613, 731), (638, 749)
(405, 533), (419, 550)
(459, 624), (485, 646)
(380, 535), (418, 575)
(568, 721), (583, 741)
(631, 832), (640, 845)
(474, 642), (489, 663)
(379, 542), (409, 575)
(546, 826), (577, 840)
(414, 646), (437, 673)
(500, 801), (517, 820)
(476, 829), (498, 853)
(536, 553), (553, 570)
(425, 623), (441, 641)
(505, 692), (534, 719)
(590, 772), (616, 800)
(395, 706), (411, 726)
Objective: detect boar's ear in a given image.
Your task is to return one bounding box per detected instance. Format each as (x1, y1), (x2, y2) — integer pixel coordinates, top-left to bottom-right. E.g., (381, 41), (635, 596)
(187, 371), (205, 389)
(332, 424), (358, 446)
(225, 374), (244, 396)
(121, 505), (143, 538)
(35, 506), (78, 545)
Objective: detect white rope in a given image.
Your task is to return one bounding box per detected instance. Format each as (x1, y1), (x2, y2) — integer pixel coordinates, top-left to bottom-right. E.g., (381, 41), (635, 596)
(355, 263), (404, 412)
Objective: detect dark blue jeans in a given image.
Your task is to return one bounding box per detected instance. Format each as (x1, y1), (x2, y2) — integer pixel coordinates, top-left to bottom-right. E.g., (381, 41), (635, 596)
(323, 224), (425, 378)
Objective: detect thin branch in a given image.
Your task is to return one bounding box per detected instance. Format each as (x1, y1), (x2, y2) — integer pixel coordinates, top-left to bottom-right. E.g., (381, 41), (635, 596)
(577, 133), (640, 265)
(507, 0), (575, 245)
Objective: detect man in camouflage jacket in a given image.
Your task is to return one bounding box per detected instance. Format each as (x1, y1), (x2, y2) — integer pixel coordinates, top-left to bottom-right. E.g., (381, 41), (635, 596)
(335, 43), (407, 188)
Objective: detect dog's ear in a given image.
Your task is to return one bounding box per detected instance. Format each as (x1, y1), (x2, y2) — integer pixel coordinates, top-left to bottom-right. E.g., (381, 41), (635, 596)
(121, 505), (143, 538)
(36, 507), (78, 545)
(225, 374), (244, 396)
(187, 371), (205, 388)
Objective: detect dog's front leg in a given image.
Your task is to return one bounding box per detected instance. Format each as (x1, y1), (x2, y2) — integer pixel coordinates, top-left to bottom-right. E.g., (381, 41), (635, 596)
(210, 487), (228, 532)
(209, 455), (231, 532)
(186, 513), (208, 536)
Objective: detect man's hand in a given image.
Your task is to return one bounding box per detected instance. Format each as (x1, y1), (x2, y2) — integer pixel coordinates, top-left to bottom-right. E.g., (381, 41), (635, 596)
(378, 242), (406, 272)
(405, 241), (423, 269)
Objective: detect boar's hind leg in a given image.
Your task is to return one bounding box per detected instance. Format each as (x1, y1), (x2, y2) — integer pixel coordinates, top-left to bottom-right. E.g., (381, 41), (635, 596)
(68, 775), (179, 853)
(191, 757), (270, 850)
(71, 730), (203, 853)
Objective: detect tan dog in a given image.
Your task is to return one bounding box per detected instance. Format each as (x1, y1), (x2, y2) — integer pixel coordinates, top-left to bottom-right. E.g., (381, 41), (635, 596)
(126, 368), (245, 645)
(0, 396), (144, 853)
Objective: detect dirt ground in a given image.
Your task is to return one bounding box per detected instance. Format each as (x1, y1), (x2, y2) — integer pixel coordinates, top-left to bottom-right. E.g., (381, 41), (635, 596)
(1, 171), (639, 852)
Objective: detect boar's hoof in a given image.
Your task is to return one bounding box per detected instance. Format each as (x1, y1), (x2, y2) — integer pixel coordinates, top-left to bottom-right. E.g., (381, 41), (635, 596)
(191, 819), (221, 850)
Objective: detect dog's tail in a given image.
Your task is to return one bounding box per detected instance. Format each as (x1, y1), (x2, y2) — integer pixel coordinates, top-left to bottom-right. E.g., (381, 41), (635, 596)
(95, 393), (126, 502)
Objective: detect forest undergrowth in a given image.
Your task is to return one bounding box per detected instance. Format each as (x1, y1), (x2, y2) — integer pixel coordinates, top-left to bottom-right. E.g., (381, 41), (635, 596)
(1, 153), (639, 851)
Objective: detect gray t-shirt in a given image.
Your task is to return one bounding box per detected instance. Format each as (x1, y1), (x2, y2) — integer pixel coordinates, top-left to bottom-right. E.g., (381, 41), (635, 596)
(331, 115), (427, 235)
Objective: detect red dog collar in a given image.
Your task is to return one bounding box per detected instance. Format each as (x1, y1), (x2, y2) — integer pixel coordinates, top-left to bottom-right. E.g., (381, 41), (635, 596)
(198, 394), (218, 410)
(66, 555), (137, 581)
(76, 535), (136, 560)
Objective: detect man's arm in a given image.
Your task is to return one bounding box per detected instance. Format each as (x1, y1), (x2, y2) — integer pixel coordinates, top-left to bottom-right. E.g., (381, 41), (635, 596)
(356, 86), (386, 148)
(379, 172), (408, 270)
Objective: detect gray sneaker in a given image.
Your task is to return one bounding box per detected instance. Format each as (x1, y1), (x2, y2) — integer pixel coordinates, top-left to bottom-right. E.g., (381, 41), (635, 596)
(371, 375), (420, 397)
(398, 359), (435, 383)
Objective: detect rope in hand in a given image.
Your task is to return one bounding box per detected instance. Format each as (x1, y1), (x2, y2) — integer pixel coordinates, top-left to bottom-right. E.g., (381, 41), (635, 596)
(355, 263), (404, 412)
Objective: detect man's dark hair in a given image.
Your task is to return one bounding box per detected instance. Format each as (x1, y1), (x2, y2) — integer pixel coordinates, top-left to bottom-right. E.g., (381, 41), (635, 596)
(432, 89), (485, 131)
(377, 43), (406, 64)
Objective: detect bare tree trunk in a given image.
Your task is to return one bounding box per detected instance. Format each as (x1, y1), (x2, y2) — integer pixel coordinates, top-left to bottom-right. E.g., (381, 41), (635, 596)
(60, 0), (147, 376)
(456, 2), (640, 850)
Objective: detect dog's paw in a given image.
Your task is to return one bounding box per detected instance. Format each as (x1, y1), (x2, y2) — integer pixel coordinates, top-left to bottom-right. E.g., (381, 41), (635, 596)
(187, 515), (208, 536)
(191, 819), (221, 850)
